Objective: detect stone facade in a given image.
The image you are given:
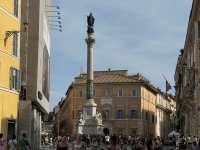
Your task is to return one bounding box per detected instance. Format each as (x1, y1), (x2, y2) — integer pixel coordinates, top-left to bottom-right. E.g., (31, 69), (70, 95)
(19, 0), (51, 149)
(174, 0), (200, 137)
(59, 70), (159, 136)
(155, 93), (176, 138)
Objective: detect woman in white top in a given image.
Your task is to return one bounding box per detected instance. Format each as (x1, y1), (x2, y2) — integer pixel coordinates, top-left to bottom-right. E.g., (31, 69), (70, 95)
(8, 135), (18, 150)
(72, 133), (85, 150)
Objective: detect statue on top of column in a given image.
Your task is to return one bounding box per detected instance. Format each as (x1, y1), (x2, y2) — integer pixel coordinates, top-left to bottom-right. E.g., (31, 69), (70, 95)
(87, 13), (95, 34)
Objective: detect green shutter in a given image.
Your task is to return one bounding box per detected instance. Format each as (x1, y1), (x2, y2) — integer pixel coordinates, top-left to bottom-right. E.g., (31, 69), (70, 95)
(10, 67), (13, 89)
(17, 69), (21, 91)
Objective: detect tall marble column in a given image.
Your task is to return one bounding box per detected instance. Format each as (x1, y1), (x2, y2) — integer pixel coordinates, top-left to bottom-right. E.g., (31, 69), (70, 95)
(76, 13), (103, 135)
(85, 28), (95, 104)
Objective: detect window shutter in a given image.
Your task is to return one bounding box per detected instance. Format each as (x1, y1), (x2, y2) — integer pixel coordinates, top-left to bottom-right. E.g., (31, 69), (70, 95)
(17, 69), (21, 91)
(10, 67), (13, 89)
(14, 0), (18, 17)
(13, 32), (18, 56)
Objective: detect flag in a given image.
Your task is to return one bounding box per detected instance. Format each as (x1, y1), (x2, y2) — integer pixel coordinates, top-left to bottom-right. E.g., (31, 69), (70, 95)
(166, 80), (172, 99)
(166, 80), (172, 92)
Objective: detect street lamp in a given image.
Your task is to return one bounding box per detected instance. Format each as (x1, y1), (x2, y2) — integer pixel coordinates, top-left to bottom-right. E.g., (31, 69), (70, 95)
(5, 21), (28, 39)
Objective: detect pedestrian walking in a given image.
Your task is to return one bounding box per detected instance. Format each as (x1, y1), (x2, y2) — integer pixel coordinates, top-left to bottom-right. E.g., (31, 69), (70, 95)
(90, 137), (99, 150)
(8, 135), (18, 150)
(146, 137), (152, 150)
(72, 133), (86, 150)
(105, 134), (110, 145)
(0, 133), (5, 150)
(57, 136), (68, 150)
(19, 133), (31, 150)
(116, 138), (126, 150)
(187, 135), (192, 149)
(192, 141), (198, 150)
(86, 135), (90, 147)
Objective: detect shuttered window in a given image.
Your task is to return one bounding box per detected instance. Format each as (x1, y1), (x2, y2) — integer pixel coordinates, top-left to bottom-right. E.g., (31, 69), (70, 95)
(14, 0), (18, 17)
(132, 89), (136, 96)
(102, 109), (109, 120)
(10, 67), (21, 91)
(13, 32), (18, 56)
(116, 110), (124, 119)
(130, 109), (137, 119)
(118, 90), (123, 96)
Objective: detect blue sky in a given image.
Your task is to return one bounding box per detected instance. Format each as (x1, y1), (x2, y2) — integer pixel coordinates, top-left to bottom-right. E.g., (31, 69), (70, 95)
(50, 0), (192, 110)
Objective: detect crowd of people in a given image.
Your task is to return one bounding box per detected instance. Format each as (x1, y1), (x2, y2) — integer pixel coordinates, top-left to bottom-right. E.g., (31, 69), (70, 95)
(174, 135), (200, 150)
(53, 133), (200, 150)
(2, 132), (200, 150)
(0, 132), (30, 150)
(54, 133), (164, 150)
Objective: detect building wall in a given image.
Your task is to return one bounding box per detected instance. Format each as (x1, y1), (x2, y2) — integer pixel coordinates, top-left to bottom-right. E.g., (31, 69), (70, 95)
(59, 71), (158, 136)
(174, 0), (200, 137)
(156, 93), (175, 138)
(18, 0), (51, 149)
(0, 0), (20, 142)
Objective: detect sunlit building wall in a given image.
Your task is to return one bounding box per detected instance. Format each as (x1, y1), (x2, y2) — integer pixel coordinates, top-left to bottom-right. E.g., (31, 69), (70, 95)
(0, 0), (21, 144)
(59, 70), (158, 136)
(156, 92), (175, 138)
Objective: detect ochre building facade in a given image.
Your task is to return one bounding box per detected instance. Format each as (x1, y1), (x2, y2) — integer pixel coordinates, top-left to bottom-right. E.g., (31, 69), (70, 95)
(59, 70), (158, 136)
(0, 0), (21, 142)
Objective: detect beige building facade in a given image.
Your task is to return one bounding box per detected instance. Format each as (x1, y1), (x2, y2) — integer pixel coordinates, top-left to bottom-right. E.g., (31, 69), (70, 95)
(156, 93), (176, 138)
(59, 70), (159, 136)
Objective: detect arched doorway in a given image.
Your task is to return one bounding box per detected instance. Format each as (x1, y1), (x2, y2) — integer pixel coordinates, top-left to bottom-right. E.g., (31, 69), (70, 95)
(103, 128), (109, 135)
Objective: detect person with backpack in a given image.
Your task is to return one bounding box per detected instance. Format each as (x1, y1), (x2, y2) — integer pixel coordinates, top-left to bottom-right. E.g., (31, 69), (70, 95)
(8, 135), (18, 150)
(19, 133), (31, 150)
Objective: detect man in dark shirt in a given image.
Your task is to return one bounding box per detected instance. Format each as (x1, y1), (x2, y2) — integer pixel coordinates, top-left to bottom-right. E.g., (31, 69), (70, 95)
(19, 133), (31, 150)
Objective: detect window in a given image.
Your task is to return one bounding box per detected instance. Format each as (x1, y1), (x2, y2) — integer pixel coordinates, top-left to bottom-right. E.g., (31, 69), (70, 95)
(130, 109), (137, 119)
(80, 90), (83, 97)
(118, 90), (123, 96)
(116, 128), (123, 134)
(152, 114), (154, 123)
(14, 0), (18, 17)
(116, 110), (124, 119)
(13, 32), (18, 56)
(132, 89), (136, 96)
(145, 112), (149, 121)
(10, 67), (21, 91)
(102, 109), (109, 120)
